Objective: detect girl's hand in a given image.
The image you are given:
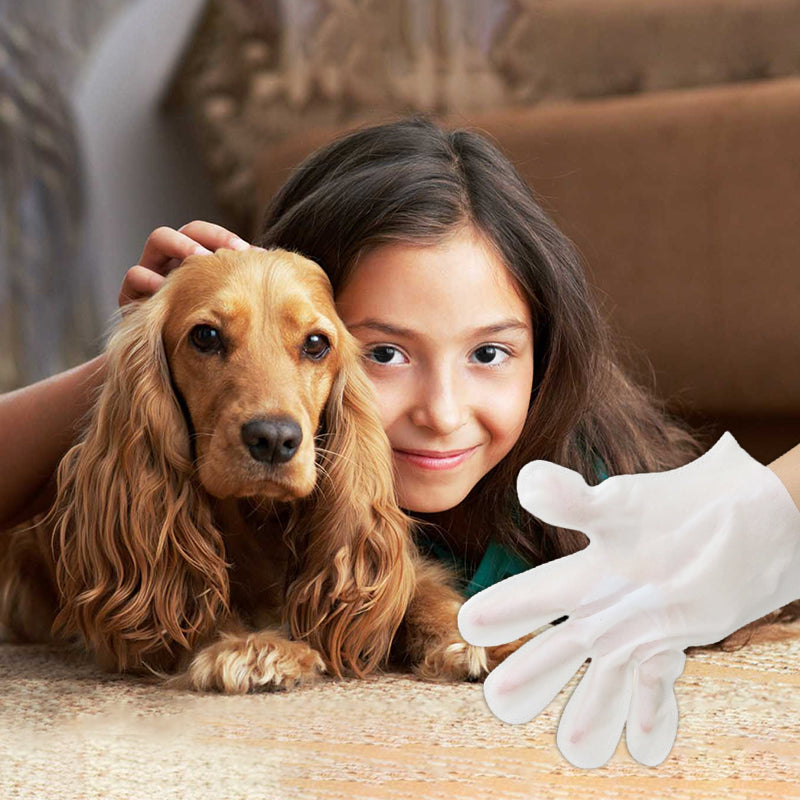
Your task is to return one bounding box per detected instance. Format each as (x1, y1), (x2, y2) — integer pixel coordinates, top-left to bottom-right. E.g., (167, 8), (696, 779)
(118, 221), (251, 307)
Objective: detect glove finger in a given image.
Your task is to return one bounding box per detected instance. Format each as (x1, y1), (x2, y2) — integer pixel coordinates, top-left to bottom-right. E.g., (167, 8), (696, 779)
(626, 649), (685, 767)
(458, 550), (593, 646)
(517, 459), (601, 534)
(482, 616), (593, 725)
(556, 652), (635, 769)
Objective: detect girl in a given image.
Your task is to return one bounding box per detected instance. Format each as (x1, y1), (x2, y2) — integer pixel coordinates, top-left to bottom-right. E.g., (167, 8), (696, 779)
(2, 116), (798, 648)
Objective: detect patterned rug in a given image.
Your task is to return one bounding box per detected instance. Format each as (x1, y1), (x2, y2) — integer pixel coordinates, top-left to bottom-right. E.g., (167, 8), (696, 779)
(2, 624), (800, 799)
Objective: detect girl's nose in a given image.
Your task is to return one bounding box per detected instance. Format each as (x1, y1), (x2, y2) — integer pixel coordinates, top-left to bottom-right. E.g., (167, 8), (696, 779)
(409, 368), (468, 435)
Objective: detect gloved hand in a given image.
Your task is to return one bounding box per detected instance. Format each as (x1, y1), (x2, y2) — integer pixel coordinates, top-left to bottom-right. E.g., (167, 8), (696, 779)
(458, 432), (800, 769)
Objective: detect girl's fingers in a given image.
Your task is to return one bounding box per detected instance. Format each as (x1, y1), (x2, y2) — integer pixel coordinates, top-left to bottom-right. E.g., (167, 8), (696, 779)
(118, 265), (166, 307)
(138, 226), (212, 274)
(177, 220), (250, 253)
(138, 222), (249, 274)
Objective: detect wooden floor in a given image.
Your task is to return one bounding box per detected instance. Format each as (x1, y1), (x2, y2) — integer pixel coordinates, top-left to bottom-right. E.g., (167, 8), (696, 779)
(2, 625), (800, 799)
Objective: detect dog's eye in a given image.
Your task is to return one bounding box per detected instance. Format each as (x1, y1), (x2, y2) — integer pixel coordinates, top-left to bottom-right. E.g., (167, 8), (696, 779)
(302, 333), (330, 360)
(190, 324), (223, 353)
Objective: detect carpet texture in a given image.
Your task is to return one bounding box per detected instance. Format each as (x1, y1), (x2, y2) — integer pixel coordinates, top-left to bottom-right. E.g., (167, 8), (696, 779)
(2, 625), (800, 799)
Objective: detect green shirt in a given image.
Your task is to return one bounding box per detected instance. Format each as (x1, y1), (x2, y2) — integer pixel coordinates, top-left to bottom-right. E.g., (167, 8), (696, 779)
(416, 452), (610, 598)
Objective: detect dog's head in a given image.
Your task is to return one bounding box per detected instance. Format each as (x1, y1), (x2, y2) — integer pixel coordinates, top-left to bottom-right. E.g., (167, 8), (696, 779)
(156, 247), (352, 501)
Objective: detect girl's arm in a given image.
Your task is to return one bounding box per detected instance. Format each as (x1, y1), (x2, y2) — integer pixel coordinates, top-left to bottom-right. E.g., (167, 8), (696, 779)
(0, 355), (107, 528)
(768, 441), (800, 513)
(0, 220), (249, 530)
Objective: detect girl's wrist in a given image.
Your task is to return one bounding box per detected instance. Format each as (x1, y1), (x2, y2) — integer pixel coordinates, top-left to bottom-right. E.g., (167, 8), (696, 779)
(767, 441), (800, 514)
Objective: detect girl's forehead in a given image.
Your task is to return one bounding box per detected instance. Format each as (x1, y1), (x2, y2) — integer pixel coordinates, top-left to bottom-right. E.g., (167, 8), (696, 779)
(336, 230), (531, 327)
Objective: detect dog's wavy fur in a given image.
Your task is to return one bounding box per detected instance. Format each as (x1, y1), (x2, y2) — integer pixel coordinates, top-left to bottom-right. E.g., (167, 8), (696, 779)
(51, 256), (411, 679)
(0, 249), (480, 690)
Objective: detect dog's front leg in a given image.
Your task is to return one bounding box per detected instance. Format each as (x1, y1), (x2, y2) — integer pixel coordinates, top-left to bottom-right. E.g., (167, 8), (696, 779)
(169, 626), (326, 693)
(398, 558), (532, 682)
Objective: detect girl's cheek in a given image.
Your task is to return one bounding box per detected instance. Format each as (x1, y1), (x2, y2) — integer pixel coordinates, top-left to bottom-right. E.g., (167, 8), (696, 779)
(485, 366), (533, 433)
(361, 368), (408, 430)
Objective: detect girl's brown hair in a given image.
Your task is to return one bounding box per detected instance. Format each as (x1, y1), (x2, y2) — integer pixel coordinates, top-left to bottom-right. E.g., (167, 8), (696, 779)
(256, 115), (800, 648)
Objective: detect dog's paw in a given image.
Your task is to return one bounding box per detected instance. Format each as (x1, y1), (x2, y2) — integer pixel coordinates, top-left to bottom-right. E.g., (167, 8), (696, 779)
(175, 631), (326, 693)
(412, 635), (534, 683)
(412, 637), (490, 682)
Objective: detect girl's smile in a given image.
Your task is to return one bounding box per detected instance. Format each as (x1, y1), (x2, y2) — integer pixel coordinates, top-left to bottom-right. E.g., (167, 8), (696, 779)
(336, 226), (534, 513)
(393, 445), (479, 471)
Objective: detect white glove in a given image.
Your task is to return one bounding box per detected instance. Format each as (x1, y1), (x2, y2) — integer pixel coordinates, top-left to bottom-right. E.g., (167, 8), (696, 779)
(458, 432), (800, 769)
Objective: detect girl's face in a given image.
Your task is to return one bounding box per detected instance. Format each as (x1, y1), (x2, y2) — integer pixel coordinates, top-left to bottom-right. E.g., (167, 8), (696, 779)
(336, 227), (534, 513)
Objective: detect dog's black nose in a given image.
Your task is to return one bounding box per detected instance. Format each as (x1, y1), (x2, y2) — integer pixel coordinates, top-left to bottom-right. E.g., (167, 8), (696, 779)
(241, 417), (303, 465)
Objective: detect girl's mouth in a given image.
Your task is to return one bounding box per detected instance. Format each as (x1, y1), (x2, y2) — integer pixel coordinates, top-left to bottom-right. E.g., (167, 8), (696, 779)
(393, 446), (478, 471)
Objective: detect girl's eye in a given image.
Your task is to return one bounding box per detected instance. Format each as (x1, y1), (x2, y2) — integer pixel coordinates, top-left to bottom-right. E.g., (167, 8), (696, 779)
(190, 324), (223, 354)
(302, 333), (330, 360)
(366, 345), (406, 365)
(470, 345), (510, 365)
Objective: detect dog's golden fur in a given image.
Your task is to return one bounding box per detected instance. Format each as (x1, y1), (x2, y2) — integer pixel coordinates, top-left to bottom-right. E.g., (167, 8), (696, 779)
(0, 248), (519, 691)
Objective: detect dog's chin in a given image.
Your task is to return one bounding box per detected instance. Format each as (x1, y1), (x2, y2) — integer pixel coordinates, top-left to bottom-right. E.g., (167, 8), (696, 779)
(200, 465), (317, 502)
(239, 479), (310, 503)
(202, 481), (308, 503)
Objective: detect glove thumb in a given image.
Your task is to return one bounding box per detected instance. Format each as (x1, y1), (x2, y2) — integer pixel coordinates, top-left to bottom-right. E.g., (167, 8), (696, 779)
(517, 460), (600, 535)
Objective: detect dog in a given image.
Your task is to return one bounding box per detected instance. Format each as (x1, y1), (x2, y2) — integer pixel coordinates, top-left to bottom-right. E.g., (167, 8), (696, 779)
(0, 247), (520, 691)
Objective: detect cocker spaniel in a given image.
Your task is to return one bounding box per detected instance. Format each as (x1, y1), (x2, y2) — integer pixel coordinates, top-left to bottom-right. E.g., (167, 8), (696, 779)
(0, 248), (519, 691)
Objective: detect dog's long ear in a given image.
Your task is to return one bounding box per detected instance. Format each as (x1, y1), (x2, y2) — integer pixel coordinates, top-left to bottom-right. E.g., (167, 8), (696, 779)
(285, 333), (416, 678)
(51, 297), (229, 673)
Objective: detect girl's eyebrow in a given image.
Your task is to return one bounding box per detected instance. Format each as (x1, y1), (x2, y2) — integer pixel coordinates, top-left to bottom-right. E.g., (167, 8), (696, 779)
(347, 318), (530, 339)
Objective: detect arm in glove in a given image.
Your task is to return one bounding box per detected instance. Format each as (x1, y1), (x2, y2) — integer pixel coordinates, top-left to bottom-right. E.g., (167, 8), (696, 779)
(457, 432), (800, 769)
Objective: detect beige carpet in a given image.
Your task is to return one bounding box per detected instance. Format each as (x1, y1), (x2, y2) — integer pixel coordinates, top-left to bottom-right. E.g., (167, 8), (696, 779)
(2, 626), (800, 800)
